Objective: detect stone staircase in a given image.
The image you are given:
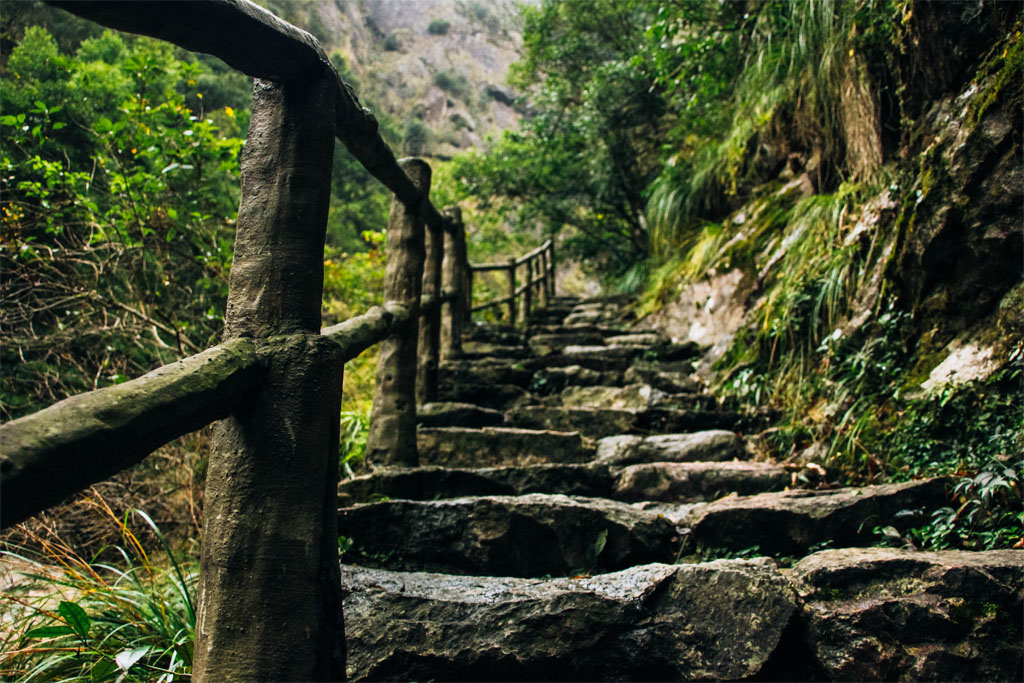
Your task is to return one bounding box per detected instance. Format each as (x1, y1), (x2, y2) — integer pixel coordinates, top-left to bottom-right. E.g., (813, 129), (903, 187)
(337, 297), (1023, 681)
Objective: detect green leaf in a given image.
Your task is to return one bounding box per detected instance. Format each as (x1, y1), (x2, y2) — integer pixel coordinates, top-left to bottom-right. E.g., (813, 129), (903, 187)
(115, 646), (151, 672)
(25, 625), (74, 638)
(92, 658), (118, 681)
(0, 115), (16, 126)
(51, 122), (66, 130)
(58, 600), (90, 637)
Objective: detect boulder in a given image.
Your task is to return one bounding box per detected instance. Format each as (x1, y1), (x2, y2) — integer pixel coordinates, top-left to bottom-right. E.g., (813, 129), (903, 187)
(505, 406), (637, 439)
(678, 479), (951, 556)
(418, 426), (588, 467)
(342, 559), (798, 681)
(417, 402), (504, 428)
(596, 430), (746, 466)
(337, 493), (680, 576)
(338, 463), (613, 505)
(789, 548), (1024, 681)
(613, 461), (792, 503)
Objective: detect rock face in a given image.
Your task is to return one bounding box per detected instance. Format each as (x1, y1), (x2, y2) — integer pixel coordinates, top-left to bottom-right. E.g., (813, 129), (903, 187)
(789, 548), (1024, 681)
(337, 493), (680, 576)
(342, 559), (798, 682)
(596, 430), (745, 465)
(418, 426), (587, 467)
(678, 479), (951, 556)
(613, 461), (792, 503)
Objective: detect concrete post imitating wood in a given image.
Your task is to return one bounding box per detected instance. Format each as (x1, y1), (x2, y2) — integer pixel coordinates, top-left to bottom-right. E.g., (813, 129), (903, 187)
(440, 207), (466, 361)
(195, 77), (345, 683)
(417, 211), (443, 405)
(548, 242), (557, 297)
(521, 257), (533, 322)
(538, 250), (549, 309)
(506, 258), (517, 324)
(367, 158), (429, 467)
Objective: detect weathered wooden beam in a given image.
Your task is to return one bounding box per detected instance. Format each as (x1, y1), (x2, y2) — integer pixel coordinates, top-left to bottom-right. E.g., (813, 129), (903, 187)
(440, 207), (467, 361)
(506, 258), (517, 324)
(521, 257), (534, 321)
(322, 302), (410, 362)
(0, 340), (260, 529)
(367, 159), (430, 467)
(194, 77), (345, 682)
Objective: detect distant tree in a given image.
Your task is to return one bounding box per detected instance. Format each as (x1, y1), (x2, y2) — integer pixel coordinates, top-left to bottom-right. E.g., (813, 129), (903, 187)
(428, 19), (450, 35)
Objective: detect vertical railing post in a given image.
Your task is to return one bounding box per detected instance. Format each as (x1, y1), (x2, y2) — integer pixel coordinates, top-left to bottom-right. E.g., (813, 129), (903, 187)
(417, 211), (443, 405)
(538, 249), (549, 309)
(440, 206), (466, 360)
(548, 241), (557, 297)
(506, 257), (517, 324)
(521, 256), (533, 322)
(367, 158), (430, 467)
(195, 77), (345, 682)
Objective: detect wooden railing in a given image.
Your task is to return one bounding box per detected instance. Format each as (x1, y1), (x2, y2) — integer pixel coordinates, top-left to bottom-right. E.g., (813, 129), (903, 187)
(0, 2), (555, 681)
(470, 239), (555, 324)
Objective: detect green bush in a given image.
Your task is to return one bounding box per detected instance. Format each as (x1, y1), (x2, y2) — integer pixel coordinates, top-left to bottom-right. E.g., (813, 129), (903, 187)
(427, 19), (450, 35)
(383, 33), (401, 51)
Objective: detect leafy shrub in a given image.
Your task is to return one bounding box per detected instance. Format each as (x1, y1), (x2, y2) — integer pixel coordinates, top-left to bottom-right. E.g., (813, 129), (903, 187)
(432, 69), (470, 98)
(383, 33), (401, 51)
(427, 19), (450, 36)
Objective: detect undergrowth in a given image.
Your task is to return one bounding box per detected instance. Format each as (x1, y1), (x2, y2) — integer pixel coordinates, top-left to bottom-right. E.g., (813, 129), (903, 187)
(1, 498), (197, 681)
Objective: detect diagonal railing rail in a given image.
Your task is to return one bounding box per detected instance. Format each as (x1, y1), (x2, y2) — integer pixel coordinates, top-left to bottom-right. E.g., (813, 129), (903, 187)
(0, 2), (556, 680)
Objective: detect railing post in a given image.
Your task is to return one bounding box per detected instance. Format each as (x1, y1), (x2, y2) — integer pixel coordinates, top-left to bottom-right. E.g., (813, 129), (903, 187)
(367, 158), (429, 467)
(538, 249), (549, 309)
(506, 257), (517, 324)
(441, 206), (466, 361)
(548, 241), (557, 297)
(417, 211), (443, 405)
(195, 77), (345, 682)
(521, 256), (533, 322)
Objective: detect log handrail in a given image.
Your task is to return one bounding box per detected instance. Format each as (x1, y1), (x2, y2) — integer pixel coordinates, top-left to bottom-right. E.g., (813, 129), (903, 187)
(1, 2), (560, 680)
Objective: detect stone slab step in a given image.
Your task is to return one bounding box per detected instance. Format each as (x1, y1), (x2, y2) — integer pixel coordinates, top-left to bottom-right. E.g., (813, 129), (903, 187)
(457, 344), (531, 360)
(338, 463), (613, 506)
(439, 360), (533, 388)
(527, 332), (606, 355)
(437, 382), (532, 411)
(526, 323), (633, 338)
(529, 365), (626, 394)
(555, 384), (710, 412)
(417, 402), (504, 429)
(596, 431), (747, 465)
(613, 461), (792, 503)
(624, 362), (700, 394)
(337, 493), (680, 577)
(418, 426), (588, 467)
(788, 547), (1024, 682)
(464, 323), (524, 346)
(505, 406), (639, 439)
(341, 559), (795, 682)
(656, 478), (951, 557)
(342, 549), (1023, 682)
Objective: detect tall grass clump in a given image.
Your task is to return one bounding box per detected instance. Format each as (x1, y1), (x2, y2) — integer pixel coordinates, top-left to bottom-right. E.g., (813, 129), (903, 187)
(1, 496), (196, 682)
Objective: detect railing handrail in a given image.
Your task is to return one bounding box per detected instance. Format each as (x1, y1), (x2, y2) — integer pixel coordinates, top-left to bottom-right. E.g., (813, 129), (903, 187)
(468, 240), (555, 323)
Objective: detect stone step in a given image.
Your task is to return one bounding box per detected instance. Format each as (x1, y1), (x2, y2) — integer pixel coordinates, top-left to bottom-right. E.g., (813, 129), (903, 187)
(505, 406), (639, 439)
(439, 359), (533, 388)
(342, 549), (1022, 682)
(526, 323), (632, 339)
(337, 493), (680, 577)
(464, 323), (524, 346)
(527, 332), (606, 355)
(418, 426), (588, 467)
(613, 461), (793, 503)
(457, 343), (531, 360)
(596, 430), (747, 466)
(554, 384), (710, 412)
(529, 365), (625, 395)
(624, 362), (701, 394)
(417, 402), (504, 429)
(436, 382), (532, 410)
(653, 478), (951, 558)
(342, 560), (794, 682)
(338, 463), (613, 506)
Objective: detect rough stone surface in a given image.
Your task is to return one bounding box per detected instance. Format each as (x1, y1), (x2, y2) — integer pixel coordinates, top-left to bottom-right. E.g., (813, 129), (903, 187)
(439, 359), (533, 387)
(633, 407), (744, 433)
(341, 559), (798, 681)
(337, 494), (680, 576)
(613, 461), (792, 503)
(437, 381), (532, 410)
(338, 463), (612, 505)
(465, 323), (524, 346)
(789, 548), (1024, 681)
(678, 479), (951, 556)
(558, 384), (656, 411)
(596, 430), (745, 466)
(418, 427), (588, 467)
(529, 365), (623, 394)
(528, 331), (606, 354)
(623, 363), (700, 394)
(417, 402), (504, 428)
(506, 406), (638, 439)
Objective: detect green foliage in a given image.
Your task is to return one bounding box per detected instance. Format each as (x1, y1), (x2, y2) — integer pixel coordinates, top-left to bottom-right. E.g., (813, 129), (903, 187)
(432, 69), (471, 98)
(1, 507), (197, 681)
(428, 19), (451, 36)
(0, 27), (244, 419)
(339, 409), (370, 478)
